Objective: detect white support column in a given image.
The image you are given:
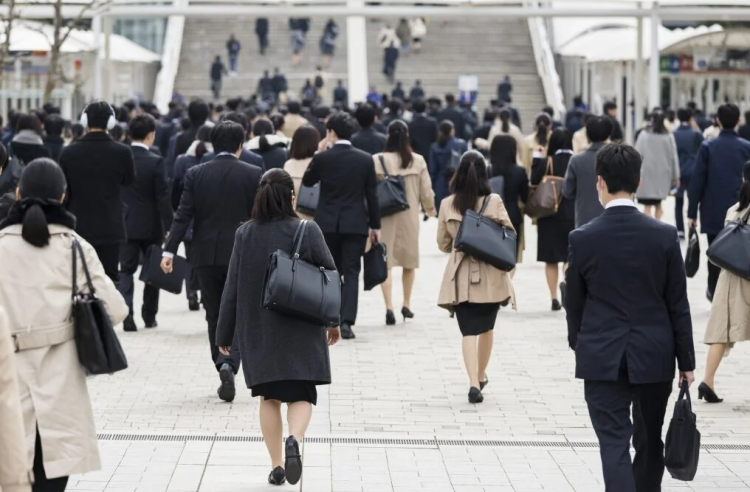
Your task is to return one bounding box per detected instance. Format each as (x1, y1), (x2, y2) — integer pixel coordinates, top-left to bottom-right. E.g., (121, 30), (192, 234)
(582, 60), (590, 106)
(614, 61), (624, 122)
(626, 61), (634, 143)
(574, 58), (582, 97)
(648, 4), (661, 110)
(634, 4), (644, 129)
(104, 16), (112, 103)
(346, 0), (368, 104)
(93, 15), (103, 100)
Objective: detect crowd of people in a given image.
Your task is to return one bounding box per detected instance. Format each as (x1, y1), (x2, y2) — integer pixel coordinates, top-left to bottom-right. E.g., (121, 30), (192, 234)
(2, 85), (750, 491)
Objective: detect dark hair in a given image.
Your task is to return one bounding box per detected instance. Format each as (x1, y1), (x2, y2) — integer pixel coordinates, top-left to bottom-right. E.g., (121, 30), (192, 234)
(16, 114), (43, 135)
(483, 109), (496, 124)
(109, 125), (125, 142)
(534, 113), (552, 147)
(595, 143), (642, 195)
(603, 101), (618, 114)
(287, 101), (302, 115)
(412, 99), (426, 114)
(445, 93), (455, 105)
(221, 111), (250, 133)
(437, 120), (454, 147)
(586, 115), (614, 143)
(542, 106), (554, 118)
(354, 104), (376, 128)
(71, 123), (85, 141)
(194, 125), (213, 159)
(450, 150), (491, 216)
(718, 103), (741, 130)
(270, 113), (285, 133)
(650, 111), (667, 134)
(0, 144), (7, 171)
(16, 158), (67, 247)
(385, 120), (413, 169)
(129, 113), (157, 141)
(677, 108), (693, 123)
(83, 101), (113, 129)
(498, 108), (511, 133)
(0, 192), (15, 219)
(326, 111), (356, 140)
(211, 121), (245, 154)
(187, 99), (209, 125)
(546, 128), (573, 157)
(43, 114), (65, 136)
(250, 168), (299, 222)
(740, 161), (750, 211)
(179, 117), (191, 131)
(388, 99), (402, 116)
(666, 109), (676, 122)
(290, 125), (320, 160)
(253, 118), (275, 152)
(489, 135), (517, 177)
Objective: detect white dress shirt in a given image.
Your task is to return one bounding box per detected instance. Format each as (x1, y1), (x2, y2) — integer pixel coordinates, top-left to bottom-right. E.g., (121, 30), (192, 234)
(605, 198), (638, 209)
(131, 142), (149, 150)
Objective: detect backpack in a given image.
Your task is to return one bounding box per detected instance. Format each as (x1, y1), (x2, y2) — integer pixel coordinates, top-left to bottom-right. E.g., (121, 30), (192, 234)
(314, 75), (324, 89)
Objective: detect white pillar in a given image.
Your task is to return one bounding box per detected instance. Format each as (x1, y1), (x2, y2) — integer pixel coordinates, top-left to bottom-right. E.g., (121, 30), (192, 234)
(626, 61), (634, 143)
(104, 16), (112, 103)
(634, 5), (644, 129)
(346, 0), (368, 104)
(575, 58), (583, 97)
(614, 61), (624, 119)
(648, 5), (661, 110)
(92, 15), (103, 100)
(582, 60), (590, 106)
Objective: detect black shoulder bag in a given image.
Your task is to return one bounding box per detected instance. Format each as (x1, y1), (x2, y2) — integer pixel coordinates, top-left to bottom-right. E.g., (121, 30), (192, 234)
(706, 205), (750, 280)
(377, 154), (410, 217)
(296, 183), (320, 216)
(262, 220), (341, 327)
(454, 195), (517, 272)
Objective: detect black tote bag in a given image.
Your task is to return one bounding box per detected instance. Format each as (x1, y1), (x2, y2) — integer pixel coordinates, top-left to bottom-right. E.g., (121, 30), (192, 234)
(139, 245), (187, 295)
(685, 226), (700, 279)
(71, 238), (128, 375)
(377, 154), (410, 217)
(364, 242), (388, 291)
(454, 195), (517, 272)
(665, 380), (700, 481)
(296, 184), (319, 216)
(262, 220), (341, 327)
(707, 205), (750, 281)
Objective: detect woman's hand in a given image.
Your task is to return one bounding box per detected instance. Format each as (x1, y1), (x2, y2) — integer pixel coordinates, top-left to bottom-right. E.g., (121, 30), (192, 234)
(219, 346), (232, 356)
(327, 327), (341, 346)
(426, 208), (438, 218)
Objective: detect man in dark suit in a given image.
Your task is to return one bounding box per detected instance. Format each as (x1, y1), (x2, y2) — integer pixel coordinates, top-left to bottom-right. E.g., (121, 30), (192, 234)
(604, 101), (624, 142)
(351, 104), (387, 156)
(409, 99), (438, 158)
(302, 112), (381, 339)
(566, 143), (695, 492)
(438, 93), (466, 140)
(672, 108), (703, 238)
(173, 99), (209, 160)
(333, 80), (348, 106)
(739, 110), (750, 142)
(118, 114), (173, 332)
(161, 121), (262, 402)
(42, 114), (65, 163)
(59, 100), (136, 282)
(199, 112), (264, 170)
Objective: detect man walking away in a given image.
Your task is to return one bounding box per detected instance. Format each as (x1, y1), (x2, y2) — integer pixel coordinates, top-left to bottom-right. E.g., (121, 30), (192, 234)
(271, 68), (288, 103)
(391, 82), (405, 101)
(604, 101), (624, 142)
(174, 100), (209, 160)
(688, 103), (750, 301)
(498, 76), (512, 104)
(410, 80), (425, 101)
(673, 108), (703, 239)
(566, 142), (695, 492)
(255, 17), (269, 55)
(437, 93), (466, 140)
(351, 104), (387, 156)
(119, 114), (173, 332)
(302, 112), (381, 339)
(739, 110), (750, 142)
(42, 114), (65, 163)
(60, 101), (135, 282)
(161, 122), (263, 402)
(333, 80), (348, 106)
(383, 42), (399, 84)
(409, 99), (438, 159)
(210, 56), (227, 100)
(226, 34), (241, 74)
(257, 70), (274, 102)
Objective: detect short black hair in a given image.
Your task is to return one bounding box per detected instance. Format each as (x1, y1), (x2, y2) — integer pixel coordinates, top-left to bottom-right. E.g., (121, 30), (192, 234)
(84, 101), (114, 129)
(412, 99), (426, 113)
(354, 104), (376, 129)
(595, 142), (642, 195)
(445, 93), (455, 104)
(187, 99), (209, 125)
(210, 121), (245, 154)
(677, 108), (693, 123)
(221, 111), (249, 132)
(287, 101), (301, 115)
(542, 106), (554, 118)
(603, 101), (618, 113)
(16, 114), (43, 134)
(43, 114), (65, 136)
(586, 115), (614, 144)
(717, 103), (741, 130)
(129, 113), (157, 141)
(326, 111), (357, 140)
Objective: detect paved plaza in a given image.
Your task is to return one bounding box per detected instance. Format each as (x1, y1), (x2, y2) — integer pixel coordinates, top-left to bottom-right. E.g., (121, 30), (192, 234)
(69, 201), (750, 492)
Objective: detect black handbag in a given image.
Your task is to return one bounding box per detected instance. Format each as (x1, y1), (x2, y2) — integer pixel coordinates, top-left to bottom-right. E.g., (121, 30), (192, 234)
(454, 195), (517, 272)
(665, 380), (700, 481)
(296, 184), (319, 216)
(139, 245), (187, 295)
(364, 242), (388, 291)
(71, 238), (128, 375)
(377, 154), (410, 217)
(685, 226), (700, 279)
(261, 220), (341, 327)
(707, 205), (750, 280)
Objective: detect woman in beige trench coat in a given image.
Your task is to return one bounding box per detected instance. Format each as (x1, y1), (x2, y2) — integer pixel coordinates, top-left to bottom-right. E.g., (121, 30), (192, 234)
(437, 151), (516, 404)
(700, 165), (750, 404)
(283, 125), (321, 222)
(0, 159), (128, 492)
(374, 120), (436, 325)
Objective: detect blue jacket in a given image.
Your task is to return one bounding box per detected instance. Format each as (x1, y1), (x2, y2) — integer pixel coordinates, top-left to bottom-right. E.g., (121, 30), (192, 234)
(688, 129), (750, 235)
(672, 124), (703, 180)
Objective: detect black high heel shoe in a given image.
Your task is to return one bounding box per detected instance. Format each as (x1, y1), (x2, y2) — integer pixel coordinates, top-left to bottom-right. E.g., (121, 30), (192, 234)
(268, 466), (286, 485)
(552, 299), (562, 311)
(480, 376), (489, 391)
(386, 310), (396, 325)
(401, 307), (414, 321)
(698, 382), (723, 403)
(468, 387), (484, 404)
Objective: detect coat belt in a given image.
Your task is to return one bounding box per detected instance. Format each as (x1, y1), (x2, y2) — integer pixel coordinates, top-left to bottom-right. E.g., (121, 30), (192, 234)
(11, 322), (75, 352)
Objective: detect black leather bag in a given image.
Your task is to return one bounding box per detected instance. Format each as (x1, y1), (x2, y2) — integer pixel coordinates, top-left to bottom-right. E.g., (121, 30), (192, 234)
(139, 245), (187, 295)
(296, 184), (319, 216)
(707, 205), (750, 281)
(261, 220), (341, 327)
(685, 226), (700, 279)
(377, 154), (410, 217)
(665, 380), (700, 481)
(364, 242), (388, 291)
(71, 238), (128, 376)
(454, 195), (517, 272)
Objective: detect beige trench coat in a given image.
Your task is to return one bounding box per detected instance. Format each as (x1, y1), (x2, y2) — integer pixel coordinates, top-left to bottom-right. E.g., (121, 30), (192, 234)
(283, 157), (315, 221)
(0, 224), (128, 479)
(521, 132), (550, 175)
(437, 194), (516, 311)
(282, 114), (310, 139)
(704, 204), (750, 345)
(373, 152), (435, 269)
(0, 307), (32, 492)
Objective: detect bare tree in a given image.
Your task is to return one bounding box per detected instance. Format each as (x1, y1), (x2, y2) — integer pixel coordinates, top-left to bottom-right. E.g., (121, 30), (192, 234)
(0, 0), (19, 71)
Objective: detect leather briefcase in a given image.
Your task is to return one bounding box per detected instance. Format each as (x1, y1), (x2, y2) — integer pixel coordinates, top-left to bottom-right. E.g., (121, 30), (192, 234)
(296, 184), (319, 216)
(454, 195), (517, 272)
(139, 245), (187, 295)
(364, 243), (388, 291)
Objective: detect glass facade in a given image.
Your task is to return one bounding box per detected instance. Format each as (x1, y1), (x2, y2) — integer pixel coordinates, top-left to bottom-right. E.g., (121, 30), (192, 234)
(114, 18), (167, 54)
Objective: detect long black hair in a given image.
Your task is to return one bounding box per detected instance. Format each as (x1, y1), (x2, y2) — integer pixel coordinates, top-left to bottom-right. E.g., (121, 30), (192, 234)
(450, 150), (491, 216)
(498, 108), (511, 133)
(650, 111), (667, 134)
(250, 168), (299, 222)
(385, 120), (413, 169)
(253, 118), (276, 152)
(489, 135), (517, 178)
(15, 158), (68, 247)
(437, 120), (454, 147)
(534, 113), (552, 147)
(546, 128), (573, 157)
(740, 161), (750, 211)
(195, 125), (213, 160)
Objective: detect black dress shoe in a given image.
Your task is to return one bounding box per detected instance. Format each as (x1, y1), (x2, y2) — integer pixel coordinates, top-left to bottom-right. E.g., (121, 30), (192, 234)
(698, 382), (723, 403)
(385, 310), (396, 325)
(401, 307), (414, 321)
(268, 466), (286, 485)
(123, 315), (137, 332)
(341, 322), (355, 339)
(551, 299), (562, 311)
(285, 436), (303, 485)
(144, 320), (158, 329)
(188, 299), (200, 311)
(480, 376), (489, 391)
(468, 387), (484, 404)
(217, 363), (236, 402)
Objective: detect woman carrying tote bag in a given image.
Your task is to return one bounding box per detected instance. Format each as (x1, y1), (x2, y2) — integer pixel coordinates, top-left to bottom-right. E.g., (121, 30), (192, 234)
(216, 168), (340, 487)
(436, 151), (516, 405)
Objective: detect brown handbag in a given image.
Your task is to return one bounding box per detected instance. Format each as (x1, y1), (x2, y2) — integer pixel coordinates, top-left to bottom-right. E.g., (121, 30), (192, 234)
(525, 157), (564, 219)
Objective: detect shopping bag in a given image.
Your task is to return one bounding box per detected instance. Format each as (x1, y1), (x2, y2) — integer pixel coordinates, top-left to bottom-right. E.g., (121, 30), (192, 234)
(665, 380), (700, 481)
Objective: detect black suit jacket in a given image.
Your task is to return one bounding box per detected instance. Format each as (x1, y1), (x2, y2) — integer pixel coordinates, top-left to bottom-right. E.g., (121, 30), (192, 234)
(201, 149), (265, 170)
(122, 146), (173, 241)
(437, 105), (466, 139)
(566, 206), (695, 384)
(409, 114), (438, 158)
(174, 125), (201, 160)
(351, 127), (386, 156)
(165, 155), (262, 267)
(302, 143), (380, 235)
(738, 123), (750, 142)
(42, 135), (64, 163)
(59, 131), (136, 244)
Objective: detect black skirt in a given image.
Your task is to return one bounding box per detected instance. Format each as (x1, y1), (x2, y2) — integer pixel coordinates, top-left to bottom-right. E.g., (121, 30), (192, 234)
(638, 198), (662, 206)
(251, 380), (318, 405)
(454, 302), (500, 337)
(537, 217), (575, 263)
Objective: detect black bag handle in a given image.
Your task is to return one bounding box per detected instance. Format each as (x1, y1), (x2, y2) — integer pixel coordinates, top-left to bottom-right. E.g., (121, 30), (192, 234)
(72, 237), (96, 297)
(291, 220), (308, 259)
(378, 154), (390, 178)
(478, 195), (491, 216)
(677, 379), (692, 410)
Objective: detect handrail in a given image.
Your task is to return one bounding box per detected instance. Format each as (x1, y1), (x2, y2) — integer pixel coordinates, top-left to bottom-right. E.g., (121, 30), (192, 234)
(154, 0), (187, 114)
(525, 0), (566, 118)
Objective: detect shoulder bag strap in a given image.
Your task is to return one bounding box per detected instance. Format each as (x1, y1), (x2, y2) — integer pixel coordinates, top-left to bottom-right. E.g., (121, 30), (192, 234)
(378, 154), (390, 178)
(292, 220), (308, 258)
(72, 237), (96, 295)
(71, 236), (77, 300)
(741, 205), (750, 224)
(478, 195), (491, 216)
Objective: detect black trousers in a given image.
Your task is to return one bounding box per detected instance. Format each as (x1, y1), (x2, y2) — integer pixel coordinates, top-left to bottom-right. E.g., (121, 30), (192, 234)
(584, 363), (672, 492)
(195, 265), (240, 372)
(184, 242), (200, 301)
(674, 177), (690, 234)
(323, 233), (367, 325)
(93, 243), (120, 284)
(118, 239), (160, 323)
(33, 428), (68, 492)
(257, 33), (269, 54)
(707, 233), (720, 298)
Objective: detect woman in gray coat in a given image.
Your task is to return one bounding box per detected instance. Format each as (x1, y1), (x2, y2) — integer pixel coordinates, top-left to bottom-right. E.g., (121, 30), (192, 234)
(635, 111), (680, 220)
(216, 168), (340, 487)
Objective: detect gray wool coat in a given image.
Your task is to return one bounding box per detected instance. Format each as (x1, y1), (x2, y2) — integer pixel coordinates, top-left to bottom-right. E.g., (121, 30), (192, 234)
(215, 218), (336, 388)
(635, 130), (680, 200)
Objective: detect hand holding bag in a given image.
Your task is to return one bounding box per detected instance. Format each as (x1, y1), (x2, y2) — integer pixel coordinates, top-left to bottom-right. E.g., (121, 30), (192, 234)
(665, 380), (700, 481)
(685, 226), (700, 278)
(364, 242), (388, 291)
(525, 157), (564, 219)
(71, 238), (128, 375)
(706, 205), (750, 280)
(139, 245), (187, 294)
(262, 220), (341, 327)
(454, 195), (517, 272)
(377, 154), (410, 217)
